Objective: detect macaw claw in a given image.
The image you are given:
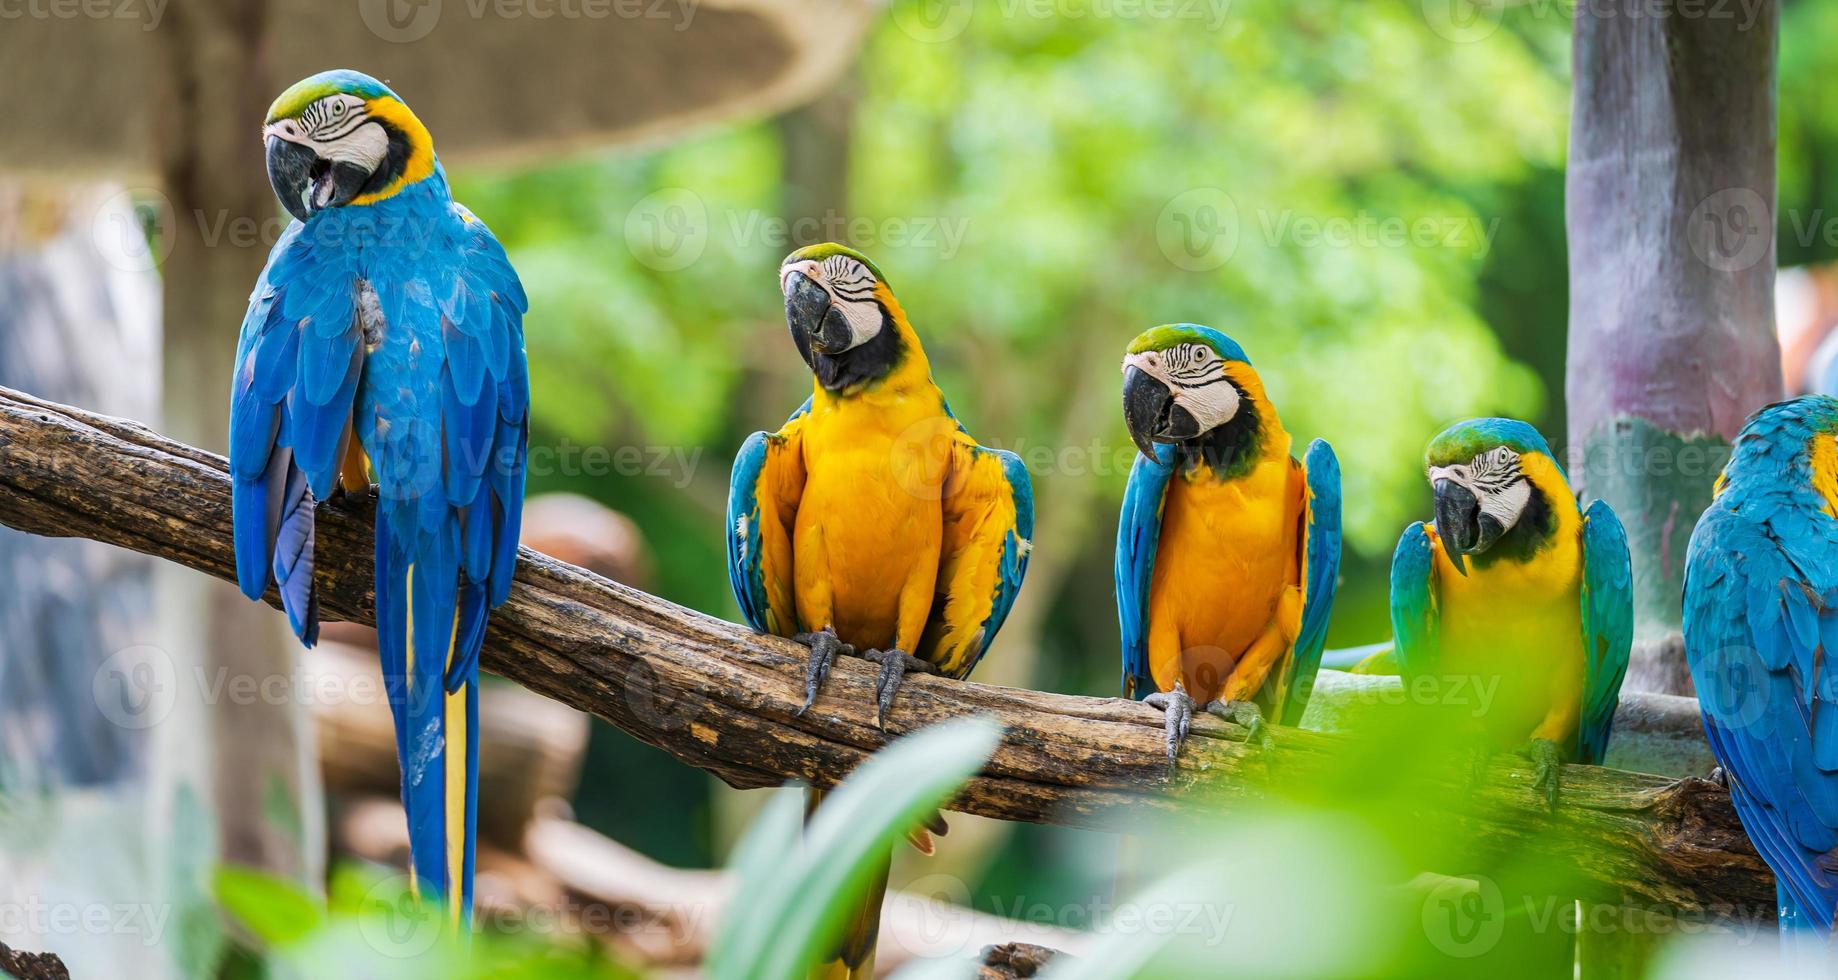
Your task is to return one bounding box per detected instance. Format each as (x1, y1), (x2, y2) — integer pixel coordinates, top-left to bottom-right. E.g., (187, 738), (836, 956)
(1523, 737), (1563, 811)
(1204, 699), (1272, 750)
(792, 627), (853, 716)
(1708, 765), (1729, 790)
(1142, 681), (1193, 768)
(862, 647), (935, 729)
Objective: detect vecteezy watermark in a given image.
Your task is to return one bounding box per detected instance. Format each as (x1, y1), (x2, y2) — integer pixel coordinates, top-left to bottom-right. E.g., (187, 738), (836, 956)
(525, 440), (704, 489)
(1155, 189), (1499, 272)
(358, 0), (696, 43)
(0, 899), (172, 946)
(359, 876), (447, 958)
(92, 645), (178, 730)
(1420, 874), (1504, 958)
(891, 0), (1233, 43)
(1420, 0), (1767, 45)
(1256, 209), (1500, 261)
(1420, 874), (1769, 959)
(1687, 186), (1771, 274)
(624, 190), (973, 272)
(93, 646), (395, 729)
(88, 188), (465, 274)
(1347, 673), (1501, 718)
(1156, 188), (1240, 272)
(0, 0), (166, 30)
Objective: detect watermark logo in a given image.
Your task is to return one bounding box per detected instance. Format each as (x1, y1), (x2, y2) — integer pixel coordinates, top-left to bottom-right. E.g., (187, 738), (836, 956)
(1688, 186), (1770, 273)
(892, 0), (974, 41)
(1421, 0), (1503, 42)
(91, 187), (175, 274)
(622, 660), (702, 732)
(1156, 188), (1239, 272)
(359, 876), (447, 958)
(1696, 645), (1770, 734)
(625, 188), (710, 273)
(1421, 874), (1504, 958)
(358, 0), (442, 42)
(0, 0), (167, 30)
(92, 645), (176, 730)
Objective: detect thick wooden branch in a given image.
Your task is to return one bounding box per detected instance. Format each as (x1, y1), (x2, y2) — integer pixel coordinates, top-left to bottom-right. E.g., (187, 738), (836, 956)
(0, 386), (1770, 914)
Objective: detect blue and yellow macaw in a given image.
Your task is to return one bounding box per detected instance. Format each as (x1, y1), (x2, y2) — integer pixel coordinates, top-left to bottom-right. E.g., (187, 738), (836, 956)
(229, 70), (527, 926)
(1389, 419), (1630, 803)
(1115, 325), (1341, 759)
(1685, 395), (1838, 935)
(726, 243), (1033, 978)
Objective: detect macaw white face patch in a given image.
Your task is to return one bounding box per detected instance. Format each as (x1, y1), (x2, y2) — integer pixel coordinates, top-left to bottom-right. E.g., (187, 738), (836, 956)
(1122, 342), (1241, 433)
(1429, 446), (1532, 531)
(780, 253), (884, 352)
(264, 94), (389, 181)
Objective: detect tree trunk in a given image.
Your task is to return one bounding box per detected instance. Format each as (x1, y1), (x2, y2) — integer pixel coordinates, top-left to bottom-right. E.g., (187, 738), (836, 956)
(151, 0), (323, 892)
(1566, 0), (1783, 697)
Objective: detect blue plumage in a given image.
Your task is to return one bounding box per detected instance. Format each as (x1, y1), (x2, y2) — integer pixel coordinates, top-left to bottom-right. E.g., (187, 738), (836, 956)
(1577, 500), (1633, 765)
(1281, 439), (1342, 726)
(1389, 521), (1441, 680)
(725, 399), (812, 636)
(1115, 442), (1176, 701)
(1685, 395), (1838, 931)
(229, 76), (528, 925)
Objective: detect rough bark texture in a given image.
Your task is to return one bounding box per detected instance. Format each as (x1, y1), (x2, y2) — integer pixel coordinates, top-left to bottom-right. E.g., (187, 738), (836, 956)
(1565, 0), (1784, 696)
(0, 941), (70, 980)
(0, 387), (1777, 914)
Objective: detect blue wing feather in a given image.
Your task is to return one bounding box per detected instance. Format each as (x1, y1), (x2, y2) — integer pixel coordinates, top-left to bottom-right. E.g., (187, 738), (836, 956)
(1686, 397), (1838, 932)
(1389, 521), (1440, 683)
(1280, 439), (1341, 727)
(949, 447), (1033, 679)
(726, 431), (775, 635)
(1115, 444), (1175, 700)
(725, 401), (810, 635)
(1577, 499), (1633, 764)
(227, 219), (363, 643)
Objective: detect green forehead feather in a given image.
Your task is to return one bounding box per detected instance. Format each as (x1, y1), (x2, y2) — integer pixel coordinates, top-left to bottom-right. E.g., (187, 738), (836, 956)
(1426, 417), (1554, 466)
(1125, 324), (1250, 363)
(783, 242), (887, 284)
(266, 69), (399, 123)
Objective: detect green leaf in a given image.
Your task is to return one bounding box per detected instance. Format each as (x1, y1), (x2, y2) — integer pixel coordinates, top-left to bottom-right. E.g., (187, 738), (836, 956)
(213, 865), (325, 948)
(704, 785), (804, 972)
(709, 716), (1003, 980)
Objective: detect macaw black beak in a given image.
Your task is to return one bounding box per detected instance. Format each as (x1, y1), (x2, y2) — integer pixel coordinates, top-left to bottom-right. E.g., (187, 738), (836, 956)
(1122, 366), (1171, 458)
(1432, 479), (1506, 576)
(1122, 366), (1207, 459)
(265, 135), (371, 222)
(784, 270), (854, 357)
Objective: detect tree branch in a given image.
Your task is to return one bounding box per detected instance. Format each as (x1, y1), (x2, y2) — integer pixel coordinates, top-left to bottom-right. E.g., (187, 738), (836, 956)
(0, 386), (1770, 914)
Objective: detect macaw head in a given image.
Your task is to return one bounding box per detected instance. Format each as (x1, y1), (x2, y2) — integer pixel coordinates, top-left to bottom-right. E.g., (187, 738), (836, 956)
(1423, 417), (1562, 575)
(779, 243), (911, 394)
(1121, 324), (1264, 474)
(262, 70), (434, 222)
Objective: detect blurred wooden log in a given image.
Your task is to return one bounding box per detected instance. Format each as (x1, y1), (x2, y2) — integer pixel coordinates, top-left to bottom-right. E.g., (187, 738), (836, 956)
(1304, 671), (1715, 778)
(978, 943), (1059, 979)
(0, 942), (69, 980)
(0, 387), (1777, 914)
(312, 641), (590, 848)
